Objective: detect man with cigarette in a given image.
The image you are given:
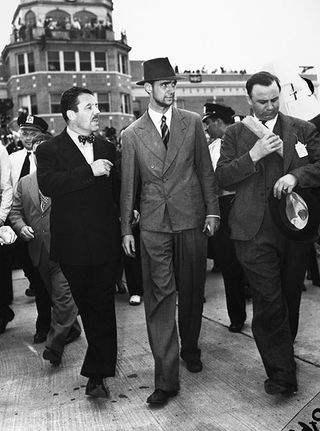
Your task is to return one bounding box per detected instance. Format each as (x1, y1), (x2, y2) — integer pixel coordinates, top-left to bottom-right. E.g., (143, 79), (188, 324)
(215, 71), (320, 395)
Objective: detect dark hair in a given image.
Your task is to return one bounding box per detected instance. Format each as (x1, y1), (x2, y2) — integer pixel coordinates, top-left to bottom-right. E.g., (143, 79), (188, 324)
(60, 87), (93, 123)
(246, 71), (281, 97)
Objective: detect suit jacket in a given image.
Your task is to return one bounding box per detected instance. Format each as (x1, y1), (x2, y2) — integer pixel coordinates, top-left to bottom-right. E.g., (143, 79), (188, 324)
(215, 112), (320, 241)
(9, 171), (51, 267)
(120, 107), (219, 235)
(9, 147), (37, 190)
(36, 129), (121, 265)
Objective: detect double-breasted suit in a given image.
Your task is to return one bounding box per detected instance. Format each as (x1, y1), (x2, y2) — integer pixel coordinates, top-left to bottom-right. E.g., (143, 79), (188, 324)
(216, 112), (320, 388)
(9, 171), (80, 356)
(36, 130), (121, 378)
(121, 107), (219, 391)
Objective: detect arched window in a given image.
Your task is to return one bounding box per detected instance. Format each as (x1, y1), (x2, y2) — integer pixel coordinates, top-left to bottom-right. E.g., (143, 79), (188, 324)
(25, 10), (36, 27)
(106, 13), (113, 29)
(73, 10), (97, 27)
(45, 9), (71, 29)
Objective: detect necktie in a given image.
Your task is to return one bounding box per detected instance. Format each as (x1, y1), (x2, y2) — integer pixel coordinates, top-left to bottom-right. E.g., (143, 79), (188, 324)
(161, 115), (170, 148)
(39, 189), (49, 212)
(261, 120), (268, 128)
(19, 152), (32, 180)
(78, 134), (95, 144)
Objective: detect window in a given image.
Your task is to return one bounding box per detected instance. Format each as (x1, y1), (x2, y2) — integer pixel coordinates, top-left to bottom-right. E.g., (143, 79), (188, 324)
(64, 51), (76, 71)
(98, 93), (110, 112)
(48, 51), (60, 71)
(121, 93), (130, 114)
(18, 95), (37, 114)
(94, 52), (106, 71)
(50, 93), (61, 113)
(17, 54), (25, 74)
(27, 52), (35, 73)
(79, 51), (91, 71)
(118, 53), (128, 74)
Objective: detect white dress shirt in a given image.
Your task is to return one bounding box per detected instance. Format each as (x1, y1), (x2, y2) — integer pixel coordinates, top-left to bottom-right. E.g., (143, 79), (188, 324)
(0, 145), (13, 223)
(67, 127), (94, 164)
(9, 147), (37, 190)
(148, 105), (172, 136)
(208, 138), (234, 197)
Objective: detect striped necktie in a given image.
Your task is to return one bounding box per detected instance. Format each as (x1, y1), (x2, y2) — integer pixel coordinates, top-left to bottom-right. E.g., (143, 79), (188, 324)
(161, 115), (170, 148)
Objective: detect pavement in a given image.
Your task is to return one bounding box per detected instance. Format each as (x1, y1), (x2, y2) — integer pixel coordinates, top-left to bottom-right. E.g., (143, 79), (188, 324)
(0, 264), (320, 431)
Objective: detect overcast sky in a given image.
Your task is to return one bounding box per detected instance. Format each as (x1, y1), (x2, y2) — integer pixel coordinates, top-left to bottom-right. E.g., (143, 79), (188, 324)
(1, 0), (320, 76)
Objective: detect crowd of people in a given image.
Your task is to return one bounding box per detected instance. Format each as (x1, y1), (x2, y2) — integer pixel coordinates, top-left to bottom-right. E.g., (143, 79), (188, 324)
(0, 57), (320, 406)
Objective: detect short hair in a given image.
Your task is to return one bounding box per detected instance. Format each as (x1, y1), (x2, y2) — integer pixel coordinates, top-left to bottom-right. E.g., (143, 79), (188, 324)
(246, 71), (281, 97)
(60, 87), (93, 123)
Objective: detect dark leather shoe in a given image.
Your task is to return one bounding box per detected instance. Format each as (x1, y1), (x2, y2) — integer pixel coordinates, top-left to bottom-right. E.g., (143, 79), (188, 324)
(33, 332), (47, 344)
(146, 389), (178, 405)
(65, 328), (81, 344)
(0, 308), (15, 334)
(85, 378), (110, 398)
(43, 348), (61, 366)
(264, 379), (298, 395)
(228, 322), (244, 333)
(186, 358), (203, 373)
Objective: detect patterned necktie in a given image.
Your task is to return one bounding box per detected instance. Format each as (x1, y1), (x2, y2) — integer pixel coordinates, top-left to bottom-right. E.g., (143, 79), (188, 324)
(161, 115), (170, 148)
(78, 134), (95, 144)
(19, 152), (32, 180)
(39, 189), (49, 212)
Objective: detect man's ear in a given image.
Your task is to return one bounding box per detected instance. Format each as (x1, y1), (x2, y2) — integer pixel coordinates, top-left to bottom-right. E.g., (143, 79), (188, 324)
(66, 109), (76, 121)
(246, 95), (252, 107)
(144, 82), (152, 95)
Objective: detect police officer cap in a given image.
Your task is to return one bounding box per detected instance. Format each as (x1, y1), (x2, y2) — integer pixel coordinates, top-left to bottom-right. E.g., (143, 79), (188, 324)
(17, 113), (48, 132)
(202, 103), (235, 122)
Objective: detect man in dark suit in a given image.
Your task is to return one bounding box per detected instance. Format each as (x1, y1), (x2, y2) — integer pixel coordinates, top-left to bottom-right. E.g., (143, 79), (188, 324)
(215, 71), (320, 395)
(9, 161), (81, 366)
(121, 58), (220, 405)
(36, 87), (121, 398)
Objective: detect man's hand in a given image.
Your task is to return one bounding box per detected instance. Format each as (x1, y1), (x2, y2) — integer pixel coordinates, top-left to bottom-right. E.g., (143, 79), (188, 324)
(20, 225), (35, 242)
(249, 134), (283, 163)
(122, 234), (136, 257)
(203, 217), (220, 237)
(0, 226), (17, 245)
(273, 174), (298, 199)
(131, 210), (140, 227)
(90, 159), (113, 177)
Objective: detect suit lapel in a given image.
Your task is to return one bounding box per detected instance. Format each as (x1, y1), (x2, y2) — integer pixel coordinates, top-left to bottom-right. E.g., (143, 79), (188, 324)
(278, 113), (297, 173)
(163, 108), (188, 174)
(59, 129), (90, 166)
(27, 173), (41, 210)
(135, 111), (167, 163)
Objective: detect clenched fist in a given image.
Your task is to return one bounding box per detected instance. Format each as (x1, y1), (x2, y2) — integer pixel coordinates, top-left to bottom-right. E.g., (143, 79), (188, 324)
(90, 159), (113, 177)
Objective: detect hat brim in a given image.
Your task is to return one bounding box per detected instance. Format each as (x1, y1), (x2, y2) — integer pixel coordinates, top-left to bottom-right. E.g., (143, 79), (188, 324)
(269, 187), (320, 241)
(136, 76), (185, 86)
(202, 113), (218, 122)
(19, 124), (44, 131)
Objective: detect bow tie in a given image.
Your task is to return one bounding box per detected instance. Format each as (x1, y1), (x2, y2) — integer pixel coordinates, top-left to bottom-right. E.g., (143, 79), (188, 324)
(78, 134), (95, 144)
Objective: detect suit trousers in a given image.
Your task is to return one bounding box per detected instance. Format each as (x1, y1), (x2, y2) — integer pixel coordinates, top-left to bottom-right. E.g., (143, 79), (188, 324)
(235, 212), (310, 386)
(210, 195), (246, 325)
(37, 248), (80, 355)
(140, 227), (207, 391)
(60, 262), (117, 378)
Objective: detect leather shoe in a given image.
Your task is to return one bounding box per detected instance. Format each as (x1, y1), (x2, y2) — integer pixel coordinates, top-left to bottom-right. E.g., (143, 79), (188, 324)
(85, 378), (110, 398)
(33, 332), (47, 344)
(146, 389), (178, 405)
(186, 358), (203, 373)
(264, 379), (298, 395)
(0, 308), (15, 334)
(43, 348), (61, 366)
(228, 322), (244, 333)
(65, 328), (81, 344)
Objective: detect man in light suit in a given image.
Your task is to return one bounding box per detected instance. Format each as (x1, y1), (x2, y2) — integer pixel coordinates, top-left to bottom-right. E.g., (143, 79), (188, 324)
(9, 140), (81, 366)
(121, 57), (220, 406)
(215, 71), (320, 395)
(36, 87), (121, 398)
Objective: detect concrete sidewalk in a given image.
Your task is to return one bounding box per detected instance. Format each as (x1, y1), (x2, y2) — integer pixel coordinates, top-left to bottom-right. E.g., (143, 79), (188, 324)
(0, 266), (319, 431)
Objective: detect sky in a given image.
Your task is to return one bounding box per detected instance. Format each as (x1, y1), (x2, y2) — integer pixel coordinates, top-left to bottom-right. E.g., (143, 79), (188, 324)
(1, 0), (320, 77)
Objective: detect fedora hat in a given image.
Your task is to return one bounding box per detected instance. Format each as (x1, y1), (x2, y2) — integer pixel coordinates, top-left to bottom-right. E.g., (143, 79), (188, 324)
(269, 187), (320, 241)
(136, 57), (184, 86)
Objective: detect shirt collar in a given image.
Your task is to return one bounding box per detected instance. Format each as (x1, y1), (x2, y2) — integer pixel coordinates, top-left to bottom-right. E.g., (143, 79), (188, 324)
(67, 126), (91, 146)
(148, 105), (173, 129)
(253, 114), (278, 132)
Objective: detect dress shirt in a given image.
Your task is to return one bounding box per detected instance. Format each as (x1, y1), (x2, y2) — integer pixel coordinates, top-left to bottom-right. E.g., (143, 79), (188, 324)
(148, 105), (172, 136)
(0, 145), (13, 223)
(208, 138), (234, 198)
(254, 114), (278, 132)
(67, 127), (94, 164)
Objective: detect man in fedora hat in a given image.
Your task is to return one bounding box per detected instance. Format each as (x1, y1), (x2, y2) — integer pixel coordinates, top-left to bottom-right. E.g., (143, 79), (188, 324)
(121, 57), (220, 405)
(215, 71), (320, 396)
(202, 103), (247, 334)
